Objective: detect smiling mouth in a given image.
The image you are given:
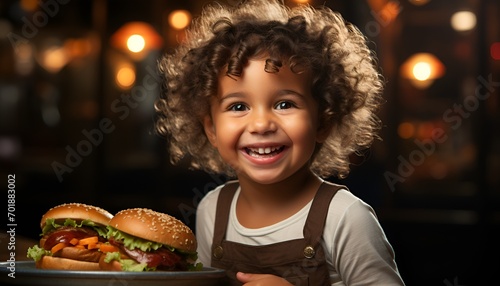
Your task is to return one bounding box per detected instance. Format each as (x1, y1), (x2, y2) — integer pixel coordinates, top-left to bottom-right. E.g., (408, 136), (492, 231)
(245, 146), (285, 157)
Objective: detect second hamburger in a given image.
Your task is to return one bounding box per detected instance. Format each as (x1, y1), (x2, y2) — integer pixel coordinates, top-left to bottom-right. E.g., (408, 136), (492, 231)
(100, 208), (201, 271)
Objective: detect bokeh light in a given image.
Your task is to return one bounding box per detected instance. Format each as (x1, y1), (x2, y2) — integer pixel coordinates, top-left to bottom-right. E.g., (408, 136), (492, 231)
(400, 53), (445, 89)
(451, 11), (476, 32)
(412, 62), (432, 81)
(39, 45), (69, 73)
(408, 0), (430, 6)
(168, 10), (191, 30)
(110, 22), (163, 59)
(491, 42), (500, 60)
(398, 122), (415, 139)
(116, 66), (136, 89)
(126, 34), (146, 53)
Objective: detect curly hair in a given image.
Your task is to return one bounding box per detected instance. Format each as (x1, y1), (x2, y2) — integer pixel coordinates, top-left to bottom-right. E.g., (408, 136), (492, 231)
(155, 0), (383, 178)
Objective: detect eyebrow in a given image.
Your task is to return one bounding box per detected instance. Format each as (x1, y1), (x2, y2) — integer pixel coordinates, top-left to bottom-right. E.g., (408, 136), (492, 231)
(218, 89), (306, 103)
(217, 92), (245, 104)
(276, 89), (307, 98)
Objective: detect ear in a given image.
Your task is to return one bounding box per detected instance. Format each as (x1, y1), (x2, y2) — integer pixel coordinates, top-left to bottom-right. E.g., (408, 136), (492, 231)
(203, 115), (218, 147)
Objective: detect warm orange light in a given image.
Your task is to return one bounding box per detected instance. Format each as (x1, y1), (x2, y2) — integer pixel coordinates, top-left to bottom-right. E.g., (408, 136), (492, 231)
(408, 0), (430, 6)
(126, 34), (146, 53)
(39, 45), (68, 73)
(168, 10), (191, 30)
(64, 38), (94, 58)
(398, 122), (415, 139)
(401, 53), (445, 89)
(116, 66), (136, 89)
(20, 0), (38, 12)
(111, 22), (163, 58)
(412, 62), (432, 81)
(416, 121), (435, 139)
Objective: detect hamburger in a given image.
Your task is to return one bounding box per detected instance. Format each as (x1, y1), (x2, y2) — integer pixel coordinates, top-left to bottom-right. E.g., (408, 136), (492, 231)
(100, 208), (201, 271)
(27, 203), (113, 270)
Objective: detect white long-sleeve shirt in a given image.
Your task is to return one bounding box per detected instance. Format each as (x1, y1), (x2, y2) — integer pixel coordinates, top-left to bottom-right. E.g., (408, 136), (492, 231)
(196, 184), (405, 285)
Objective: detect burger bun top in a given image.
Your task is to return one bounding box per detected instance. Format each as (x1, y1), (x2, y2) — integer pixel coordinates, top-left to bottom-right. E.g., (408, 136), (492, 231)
(109, 208), (197, 253)
(41, 203), (113, 229)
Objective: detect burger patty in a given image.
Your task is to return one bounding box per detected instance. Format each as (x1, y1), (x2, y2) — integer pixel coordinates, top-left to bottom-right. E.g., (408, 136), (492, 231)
(43, 226), (103, 250)
(109, 238), (187, 270)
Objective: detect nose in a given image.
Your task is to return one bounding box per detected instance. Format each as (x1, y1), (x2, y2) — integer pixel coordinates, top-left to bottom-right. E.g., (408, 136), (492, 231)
(247, 108), (277, 135)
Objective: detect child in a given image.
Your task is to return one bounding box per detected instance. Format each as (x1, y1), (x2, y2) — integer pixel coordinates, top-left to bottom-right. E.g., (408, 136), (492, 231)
(156, 0), (405, 285)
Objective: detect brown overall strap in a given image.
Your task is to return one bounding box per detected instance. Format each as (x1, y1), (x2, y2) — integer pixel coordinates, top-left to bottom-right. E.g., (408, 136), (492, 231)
(303, 181), (342, 244)
(212, 181), (239, 249)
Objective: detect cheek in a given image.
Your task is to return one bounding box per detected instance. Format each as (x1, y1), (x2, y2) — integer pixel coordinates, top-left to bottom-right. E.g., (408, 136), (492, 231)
(285, 117), (318, 147)
(213, 117), (242, 148)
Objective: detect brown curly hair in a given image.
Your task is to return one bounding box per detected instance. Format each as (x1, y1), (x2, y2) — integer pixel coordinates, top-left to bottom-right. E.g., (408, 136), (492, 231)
(155, 0), (383, 178)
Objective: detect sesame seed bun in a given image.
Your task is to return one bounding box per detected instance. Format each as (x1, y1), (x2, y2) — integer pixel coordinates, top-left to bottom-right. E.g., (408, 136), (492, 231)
(108, 208), (197, 253)
(40, 203), (113, 228)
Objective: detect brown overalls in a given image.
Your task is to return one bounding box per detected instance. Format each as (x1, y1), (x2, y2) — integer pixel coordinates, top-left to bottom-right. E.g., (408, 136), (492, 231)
(211, 181), (342, 286)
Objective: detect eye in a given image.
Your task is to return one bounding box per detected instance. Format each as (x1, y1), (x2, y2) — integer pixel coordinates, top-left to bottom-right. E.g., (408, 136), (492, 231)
(275, 101), (294, 110)
(228, 103), (248, 112)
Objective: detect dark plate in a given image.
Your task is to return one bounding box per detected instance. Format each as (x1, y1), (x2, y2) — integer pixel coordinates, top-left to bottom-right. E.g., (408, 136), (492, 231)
(0, 261), (227, 286)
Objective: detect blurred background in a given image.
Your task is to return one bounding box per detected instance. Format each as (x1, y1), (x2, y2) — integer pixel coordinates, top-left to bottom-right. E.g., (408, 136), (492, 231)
(0, 0), (499, 284)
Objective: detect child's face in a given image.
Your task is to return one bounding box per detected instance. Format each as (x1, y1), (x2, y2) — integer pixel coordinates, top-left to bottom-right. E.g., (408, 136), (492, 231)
(204, 59), (326, 184)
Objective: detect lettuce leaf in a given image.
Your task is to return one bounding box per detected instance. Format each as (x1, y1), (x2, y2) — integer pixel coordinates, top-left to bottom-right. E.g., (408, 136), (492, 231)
(189, 262), (204, 271)
(26, 245), (51, 262)
(103, 252), (153, 271)
(42, 218), (108, 237)
(106, 226), (164, 252)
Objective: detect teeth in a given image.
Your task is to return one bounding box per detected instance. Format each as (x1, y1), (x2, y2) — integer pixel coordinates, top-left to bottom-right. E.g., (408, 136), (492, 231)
(249, 146), (280, 155)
